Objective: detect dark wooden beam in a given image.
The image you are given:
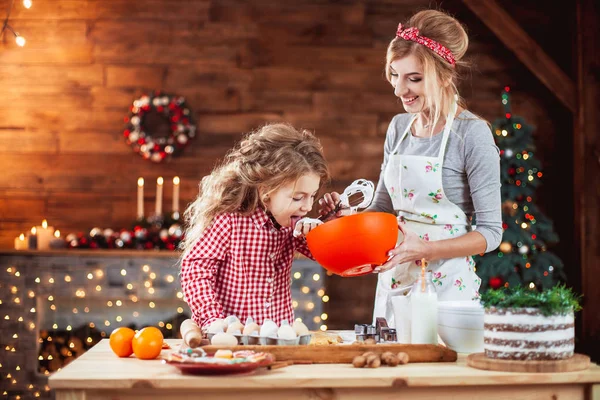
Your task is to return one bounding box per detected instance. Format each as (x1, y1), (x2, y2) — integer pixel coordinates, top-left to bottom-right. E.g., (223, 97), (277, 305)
(575, 0), (600, 362)
(461, 0), (577, 113)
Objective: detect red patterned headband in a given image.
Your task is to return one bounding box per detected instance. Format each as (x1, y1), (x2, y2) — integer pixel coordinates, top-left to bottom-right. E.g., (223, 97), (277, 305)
(396, 23), (456, 67)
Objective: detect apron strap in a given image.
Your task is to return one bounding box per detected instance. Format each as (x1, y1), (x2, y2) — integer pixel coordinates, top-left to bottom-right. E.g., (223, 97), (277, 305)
(438, 101), (458, 160)
(391, 114), (417, 155)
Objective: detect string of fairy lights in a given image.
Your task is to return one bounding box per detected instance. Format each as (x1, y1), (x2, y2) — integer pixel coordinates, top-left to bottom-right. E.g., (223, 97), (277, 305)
(1, 0), (30, 47)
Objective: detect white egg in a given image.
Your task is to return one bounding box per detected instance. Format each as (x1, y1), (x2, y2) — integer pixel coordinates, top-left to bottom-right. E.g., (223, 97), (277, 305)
(207, 320), (224, 334)
(260, 320), (278, 337)
(210, 332), (238, 347)
(224, 315), (240, 327)
(277, 325), (297, 340)
(243, 322), (260, 335)
(226, 321), (244, 334)
(292, 320), (310, 336)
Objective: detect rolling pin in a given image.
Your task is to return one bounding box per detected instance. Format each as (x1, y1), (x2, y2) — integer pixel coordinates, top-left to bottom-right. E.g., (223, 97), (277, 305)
(180, 319), (204, 348)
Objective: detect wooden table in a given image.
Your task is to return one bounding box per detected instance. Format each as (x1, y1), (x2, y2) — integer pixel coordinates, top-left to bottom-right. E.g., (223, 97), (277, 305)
(50, 339), (600, 400)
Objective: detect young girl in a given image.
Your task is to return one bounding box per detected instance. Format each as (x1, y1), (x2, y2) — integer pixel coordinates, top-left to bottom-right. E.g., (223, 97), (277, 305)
(180, 123), (330, 329)
(320, 10), (502, 326)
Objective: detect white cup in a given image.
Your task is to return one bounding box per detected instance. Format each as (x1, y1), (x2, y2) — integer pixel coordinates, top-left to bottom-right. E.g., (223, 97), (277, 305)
(391, 295), (411, 344)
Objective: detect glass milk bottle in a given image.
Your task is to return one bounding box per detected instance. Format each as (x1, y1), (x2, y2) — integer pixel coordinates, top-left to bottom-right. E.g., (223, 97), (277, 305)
(410, 271), (438, 344)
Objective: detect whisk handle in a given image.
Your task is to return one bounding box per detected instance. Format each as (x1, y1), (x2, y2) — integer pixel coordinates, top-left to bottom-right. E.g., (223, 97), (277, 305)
(318, 201), (343, 221)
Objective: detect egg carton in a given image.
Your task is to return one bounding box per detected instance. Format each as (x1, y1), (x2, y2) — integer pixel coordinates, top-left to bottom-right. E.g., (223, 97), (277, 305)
(207, 332), (312, 346)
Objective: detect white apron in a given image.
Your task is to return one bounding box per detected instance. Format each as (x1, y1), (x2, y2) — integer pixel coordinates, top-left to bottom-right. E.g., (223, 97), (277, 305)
(373, 105), (482, 327)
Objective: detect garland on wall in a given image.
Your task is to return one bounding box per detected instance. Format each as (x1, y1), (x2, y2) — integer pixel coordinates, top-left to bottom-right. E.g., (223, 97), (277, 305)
(64, 216), (183, 251)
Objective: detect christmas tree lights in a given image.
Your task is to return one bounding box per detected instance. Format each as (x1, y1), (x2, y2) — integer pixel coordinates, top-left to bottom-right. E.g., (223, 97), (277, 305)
(474, 87), (566, 290)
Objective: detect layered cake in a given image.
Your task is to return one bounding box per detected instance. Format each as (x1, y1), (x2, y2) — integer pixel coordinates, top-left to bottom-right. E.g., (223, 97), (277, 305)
(483, 306), (574, 360)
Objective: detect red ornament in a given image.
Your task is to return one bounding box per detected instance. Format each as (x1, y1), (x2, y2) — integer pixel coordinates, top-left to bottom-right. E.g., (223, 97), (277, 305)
(502, 222), (508, 230)
(508, 167), (516, 176)
(489, 276), (503, 289)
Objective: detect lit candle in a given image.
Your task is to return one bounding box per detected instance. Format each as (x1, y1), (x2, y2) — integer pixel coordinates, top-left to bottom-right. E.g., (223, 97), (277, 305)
(36, 219), (55, 250)
(50, 230), (66, 249)
(14, 233), (27, 250)
(137, 177), (144, 220)
(27, 227), (37, 250)
(155, 177), (164, 216)
(172, 176), (180, 213)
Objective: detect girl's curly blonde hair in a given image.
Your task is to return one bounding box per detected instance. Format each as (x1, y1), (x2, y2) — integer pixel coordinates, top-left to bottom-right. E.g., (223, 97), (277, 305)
(180, 123), (330, 255)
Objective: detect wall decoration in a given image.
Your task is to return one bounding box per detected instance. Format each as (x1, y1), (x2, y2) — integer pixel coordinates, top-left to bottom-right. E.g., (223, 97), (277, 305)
(123, 91), (196, 163)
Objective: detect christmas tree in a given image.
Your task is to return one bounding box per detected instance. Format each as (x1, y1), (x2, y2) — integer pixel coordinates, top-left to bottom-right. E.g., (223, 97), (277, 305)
(474, 87), (566, 291)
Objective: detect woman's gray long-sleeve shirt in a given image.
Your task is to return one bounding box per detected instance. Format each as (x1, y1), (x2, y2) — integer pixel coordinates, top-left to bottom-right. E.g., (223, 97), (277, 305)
(368, 110), (502, 253)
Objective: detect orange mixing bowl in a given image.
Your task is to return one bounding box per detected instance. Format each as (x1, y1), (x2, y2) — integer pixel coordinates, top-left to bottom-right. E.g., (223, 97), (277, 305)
(306, 212), (399, 277)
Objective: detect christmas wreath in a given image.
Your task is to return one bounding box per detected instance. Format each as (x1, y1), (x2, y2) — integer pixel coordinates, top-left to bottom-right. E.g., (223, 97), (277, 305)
(123, 91), (196, 162)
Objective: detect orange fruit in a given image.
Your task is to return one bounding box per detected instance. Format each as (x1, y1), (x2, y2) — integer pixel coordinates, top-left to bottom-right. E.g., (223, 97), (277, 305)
(109, 327), (135, 357)
(132, 327), (164, 360)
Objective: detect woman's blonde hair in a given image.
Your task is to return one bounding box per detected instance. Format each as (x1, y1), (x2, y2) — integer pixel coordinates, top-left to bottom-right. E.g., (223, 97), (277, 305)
(385, 9), (470, 134)
(180, 123), (330, 255)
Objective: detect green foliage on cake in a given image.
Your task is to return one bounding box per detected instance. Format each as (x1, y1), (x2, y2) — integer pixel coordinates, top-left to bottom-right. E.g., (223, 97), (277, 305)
(480, 285), (582, 316)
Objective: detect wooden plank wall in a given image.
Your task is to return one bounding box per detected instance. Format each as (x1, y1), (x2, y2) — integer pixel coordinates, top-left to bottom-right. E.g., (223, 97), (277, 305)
(0, 0), (576, 330)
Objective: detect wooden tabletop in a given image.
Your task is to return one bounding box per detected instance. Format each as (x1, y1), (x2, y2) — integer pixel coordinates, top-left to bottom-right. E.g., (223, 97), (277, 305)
(49, 339), (600, 391)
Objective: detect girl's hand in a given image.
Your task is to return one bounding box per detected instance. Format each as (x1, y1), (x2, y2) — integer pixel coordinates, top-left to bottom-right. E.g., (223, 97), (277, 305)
(318, 192), (345, 220)
(293, 218), (323, 238)
(373, 225), (432, 273)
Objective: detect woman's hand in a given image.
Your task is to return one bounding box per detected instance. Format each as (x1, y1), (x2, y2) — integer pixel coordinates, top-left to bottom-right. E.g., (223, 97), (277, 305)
(373, 225), (432, 273)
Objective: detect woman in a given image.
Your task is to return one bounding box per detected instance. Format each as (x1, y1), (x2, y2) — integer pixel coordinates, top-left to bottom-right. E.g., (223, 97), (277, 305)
(320, 10), (502, 326)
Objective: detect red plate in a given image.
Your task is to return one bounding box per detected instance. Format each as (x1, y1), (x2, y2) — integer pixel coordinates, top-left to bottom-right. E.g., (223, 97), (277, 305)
(164, 354), (275, 375)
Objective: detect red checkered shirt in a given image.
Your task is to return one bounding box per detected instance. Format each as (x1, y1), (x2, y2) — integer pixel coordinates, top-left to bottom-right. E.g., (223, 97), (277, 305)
(180, 207), (314, 329)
